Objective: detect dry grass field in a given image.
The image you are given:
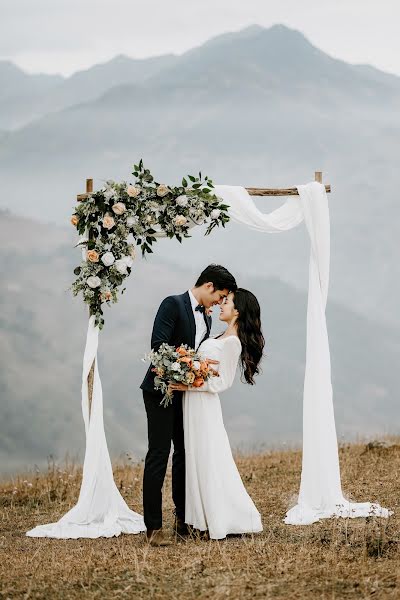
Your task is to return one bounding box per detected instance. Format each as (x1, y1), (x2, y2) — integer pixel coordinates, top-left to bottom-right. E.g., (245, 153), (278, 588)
(1, 441), (399, 599)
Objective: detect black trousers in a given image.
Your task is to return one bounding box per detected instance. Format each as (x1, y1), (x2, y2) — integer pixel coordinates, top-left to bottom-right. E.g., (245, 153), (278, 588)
(142, 390), (185, 530)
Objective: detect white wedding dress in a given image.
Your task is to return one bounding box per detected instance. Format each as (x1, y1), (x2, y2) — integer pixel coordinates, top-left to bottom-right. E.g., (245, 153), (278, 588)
(183, 335), (263, 540)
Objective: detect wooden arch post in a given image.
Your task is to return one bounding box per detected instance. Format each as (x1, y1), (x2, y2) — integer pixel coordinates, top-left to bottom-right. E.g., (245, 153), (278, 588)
(77, 172), (330, 416)
(82, 178), (95, 418)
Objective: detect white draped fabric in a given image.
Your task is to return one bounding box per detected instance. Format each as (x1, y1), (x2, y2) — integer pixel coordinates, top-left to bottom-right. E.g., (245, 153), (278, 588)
(215, 183), (390, 524)
(26, 181), (390, 539)
(26, 316), (145, 538)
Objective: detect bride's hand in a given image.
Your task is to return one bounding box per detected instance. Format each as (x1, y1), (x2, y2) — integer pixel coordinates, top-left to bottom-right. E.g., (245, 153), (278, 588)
(206, 358), (219, 377)
(168, 382), (189, 392)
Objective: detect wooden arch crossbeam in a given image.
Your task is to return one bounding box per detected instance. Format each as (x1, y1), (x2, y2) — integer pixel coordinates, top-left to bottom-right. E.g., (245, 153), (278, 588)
(77, 172), (331, 201)
(246, 171), (331, 195)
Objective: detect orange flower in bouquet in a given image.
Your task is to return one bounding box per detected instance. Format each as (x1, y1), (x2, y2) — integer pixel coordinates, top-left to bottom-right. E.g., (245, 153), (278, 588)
(192, 378), (205, 388)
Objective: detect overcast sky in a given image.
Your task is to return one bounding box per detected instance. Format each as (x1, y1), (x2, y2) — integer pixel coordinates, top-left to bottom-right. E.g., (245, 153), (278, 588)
(1, 0), (399, 77)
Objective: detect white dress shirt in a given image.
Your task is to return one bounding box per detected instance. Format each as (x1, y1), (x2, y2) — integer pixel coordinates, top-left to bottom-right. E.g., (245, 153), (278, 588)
(188, 289), (207, 350)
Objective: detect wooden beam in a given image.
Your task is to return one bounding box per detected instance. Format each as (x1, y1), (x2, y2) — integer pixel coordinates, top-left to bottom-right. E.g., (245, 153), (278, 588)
(77, 183), (331, 201)
(246, 184), (330, 197)
(77, 174), (331, 201)
(246, 171), (329, 196)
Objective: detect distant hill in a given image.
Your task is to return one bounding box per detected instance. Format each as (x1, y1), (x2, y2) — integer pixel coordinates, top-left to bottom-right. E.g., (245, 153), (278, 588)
(0, 212), (398, 474)
(0, 54), (176, 130)
(0, 61), (63, 129)
(0, 24), (398, 327)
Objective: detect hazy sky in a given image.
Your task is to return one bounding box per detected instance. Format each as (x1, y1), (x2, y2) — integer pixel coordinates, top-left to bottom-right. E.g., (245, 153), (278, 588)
(1, 0), (399, 77)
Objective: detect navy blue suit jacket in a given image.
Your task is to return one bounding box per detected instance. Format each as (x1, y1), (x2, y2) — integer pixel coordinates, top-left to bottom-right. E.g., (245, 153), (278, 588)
(140, 291), (212, 395)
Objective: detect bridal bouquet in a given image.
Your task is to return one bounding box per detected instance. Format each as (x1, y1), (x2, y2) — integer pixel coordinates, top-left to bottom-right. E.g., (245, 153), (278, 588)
(149, 343), (217, 407)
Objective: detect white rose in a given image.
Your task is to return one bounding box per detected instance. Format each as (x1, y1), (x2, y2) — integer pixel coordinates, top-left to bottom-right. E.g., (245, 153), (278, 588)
(171, 362), (182, 372)
(87, 276), (101, 289)
(174, 214), (187, 227)
(127, 185), (140, 198)
(176, 195), (188, 207)
(104, 188), (115, 200)
(126, 215), (139, 227)
(114, 259), (128, 275)
(122, 255), (134, 268)
(112, 202), (126, 215)
(211, 209), (221, 220)
(114, 255), (133, 274)
(101, 251), (115, 267)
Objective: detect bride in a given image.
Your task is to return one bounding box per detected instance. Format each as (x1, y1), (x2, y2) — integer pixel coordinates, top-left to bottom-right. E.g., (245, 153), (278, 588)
(169, 288), (264, 540)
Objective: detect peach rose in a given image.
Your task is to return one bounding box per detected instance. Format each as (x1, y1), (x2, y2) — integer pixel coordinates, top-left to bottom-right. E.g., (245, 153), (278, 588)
(176, 347), (187, 356)
(87, 250), (99, 263)
(179, 356), (193, 366)
(70, 214), (79, 227)
(174, 215), (187, 227)
(127, 185), (141, 198)
(103, 214), (115, 229)
(102, 290), (112, 301)
(112, 202), (126, 215)
(156, 184), (169, 197)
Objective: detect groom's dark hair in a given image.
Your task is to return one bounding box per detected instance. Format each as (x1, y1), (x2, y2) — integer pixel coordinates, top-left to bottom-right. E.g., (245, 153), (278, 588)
(195, 264), (237, 292)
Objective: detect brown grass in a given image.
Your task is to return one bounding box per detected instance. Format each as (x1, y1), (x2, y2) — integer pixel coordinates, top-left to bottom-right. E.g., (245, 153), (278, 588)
(1, 442), (399, 599)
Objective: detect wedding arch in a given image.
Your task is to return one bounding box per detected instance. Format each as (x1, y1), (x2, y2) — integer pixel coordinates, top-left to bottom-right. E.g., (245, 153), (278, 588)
(26, 167), (390, 539)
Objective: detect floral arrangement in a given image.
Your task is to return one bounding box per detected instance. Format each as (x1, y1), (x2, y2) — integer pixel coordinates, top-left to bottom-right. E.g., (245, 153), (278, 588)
(149, 343), (217, 407)
(71, 160), (230, 329)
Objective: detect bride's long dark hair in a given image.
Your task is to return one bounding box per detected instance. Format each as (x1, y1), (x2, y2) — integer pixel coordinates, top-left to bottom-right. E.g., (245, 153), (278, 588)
(233, 288), (265, 385)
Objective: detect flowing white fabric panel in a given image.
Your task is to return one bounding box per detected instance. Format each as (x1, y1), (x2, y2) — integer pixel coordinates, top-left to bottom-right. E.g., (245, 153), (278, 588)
(215, 183), (391, 525)
(26, 316), (145, 539)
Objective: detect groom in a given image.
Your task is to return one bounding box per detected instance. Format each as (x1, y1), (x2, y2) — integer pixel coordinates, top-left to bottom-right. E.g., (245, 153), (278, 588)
(141, 264), (237, 546)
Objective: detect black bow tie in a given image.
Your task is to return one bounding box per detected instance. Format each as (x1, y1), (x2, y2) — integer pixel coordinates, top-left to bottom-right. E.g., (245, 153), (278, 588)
(195, 304), (205, 314)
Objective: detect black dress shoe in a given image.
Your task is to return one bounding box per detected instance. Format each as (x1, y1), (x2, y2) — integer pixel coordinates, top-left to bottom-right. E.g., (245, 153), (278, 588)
(173, 516), (189, 537)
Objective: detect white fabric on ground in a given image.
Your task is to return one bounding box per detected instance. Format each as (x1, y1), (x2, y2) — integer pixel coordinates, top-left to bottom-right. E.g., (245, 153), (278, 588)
(26, 316), (145, 538)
